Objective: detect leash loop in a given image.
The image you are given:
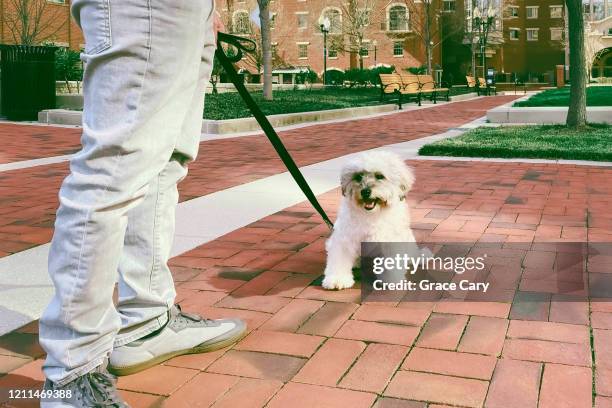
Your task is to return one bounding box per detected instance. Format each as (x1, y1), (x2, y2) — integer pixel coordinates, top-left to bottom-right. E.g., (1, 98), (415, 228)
(217, 32), (257, 62)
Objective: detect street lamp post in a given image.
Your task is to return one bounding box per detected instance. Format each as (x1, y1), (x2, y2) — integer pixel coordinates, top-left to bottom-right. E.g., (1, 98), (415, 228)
(373, 40), (378, 67)
(320, 17), (330, 86)
(473, 5), (497, 81)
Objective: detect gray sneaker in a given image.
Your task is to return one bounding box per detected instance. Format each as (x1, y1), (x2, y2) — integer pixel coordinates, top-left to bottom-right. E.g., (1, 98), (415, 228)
(40, 360), (129, 407)
(109, 305), (246, 376)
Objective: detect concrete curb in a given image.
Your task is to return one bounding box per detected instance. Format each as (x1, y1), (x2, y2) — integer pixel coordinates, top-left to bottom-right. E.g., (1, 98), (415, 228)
(38, 109), (82, 126)
(487, 106), (612, 124)
(200, 103), (400, 134)
(39, 92), (480, 133)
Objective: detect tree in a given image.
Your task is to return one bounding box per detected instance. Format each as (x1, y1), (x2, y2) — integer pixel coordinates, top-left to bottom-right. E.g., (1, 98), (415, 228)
(401, 0), (464, 74)
(328, 0), (377, 70)
(55, 48), (83, 94)
(565, 0), (587, 128)
(241, 29), (286, 77)
(258, 0), (273, 101)
(343, 0), (376, 69)
(461, 0), (502, 79)
(209, 57), (223, 95)
(4, 0), (66, 45)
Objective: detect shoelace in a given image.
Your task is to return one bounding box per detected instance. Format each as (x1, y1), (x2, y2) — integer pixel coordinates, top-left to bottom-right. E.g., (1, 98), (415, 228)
(77, 371), (125, 407)
(173, 305), (216, 326)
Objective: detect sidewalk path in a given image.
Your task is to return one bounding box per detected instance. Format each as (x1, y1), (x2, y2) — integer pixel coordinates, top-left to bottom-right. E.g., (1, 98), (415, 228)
(1, 158), (611, 408)
(0, 119), (487, 336)
(0, 96), (517, 258)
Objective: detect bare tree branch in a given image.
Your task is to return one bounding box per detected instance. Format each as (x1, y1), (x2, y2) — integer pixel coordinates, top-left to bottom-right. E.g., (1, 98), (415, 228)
(4, 0), (67, 46)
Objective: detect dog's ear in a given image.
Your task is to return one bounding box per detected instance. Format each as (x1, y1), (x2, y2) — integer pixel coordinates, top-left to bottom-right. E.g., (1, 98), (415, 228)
(398, 163), (415, 194)
(340, 164), (357, 197)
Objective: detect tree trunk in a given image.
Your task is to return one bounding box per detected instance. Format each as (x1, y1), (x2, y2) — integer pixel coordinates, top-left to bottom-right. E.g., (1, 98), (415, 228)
(259, 0), (273, 101)
(471, 42), (477, 78)
(425, 2), (433, 74)
(565, 0), (587, 128)
(350, 51), (358, 69)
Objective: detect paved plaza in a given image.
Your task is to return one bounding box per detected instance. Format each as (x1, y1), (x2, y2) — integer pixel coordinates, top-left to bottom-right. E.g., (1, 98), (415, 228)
(1, 96), (611, 407)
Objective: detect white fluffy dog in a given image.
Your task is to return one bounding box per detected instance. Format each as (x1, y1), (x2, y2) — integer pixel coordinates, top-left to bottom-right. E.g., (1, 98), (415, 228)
(322, 151), (417, 290)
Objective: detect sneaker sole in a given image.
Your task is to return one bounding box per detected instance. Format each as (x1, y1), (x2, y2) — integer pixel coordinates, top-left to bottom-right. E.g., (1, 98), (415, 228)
(108, 320), (247, 377)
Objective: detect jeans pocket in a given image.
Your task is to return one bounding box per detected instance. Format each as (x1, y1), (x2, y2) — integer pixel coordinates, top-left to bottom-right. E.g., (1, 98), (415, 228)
(72, 0), (112, 55)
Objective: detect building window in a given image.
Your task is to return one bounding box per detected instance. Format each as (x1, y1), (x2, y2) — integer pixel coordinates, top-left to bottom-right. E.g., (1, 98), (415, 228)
(550, 28), (564, 41)
(508, 6), (519, 18)
(298, 43), (308, 59)
(393, 41), (404, 56)
(357, 9), (371, 26)
(593, 2), (605, 20)
(526, 28), (539, 41)
(328, 45), (338, 59)
(443, 0), (456, 12)
(526, 6), (539, 19)
(233, 11), (250, 34)
(322, 8), (342, 34)
(389, 5), (409, 31)
(550, 5), (564, 18)
(297, 13), (308, 29)
(509, 28), (520, 40)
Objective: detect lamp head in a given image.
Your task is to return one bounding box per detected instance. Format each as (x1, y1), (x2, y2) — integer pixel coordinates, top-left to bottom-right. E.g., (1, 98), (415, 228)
(487, 5), (496, 19)
(320, 16), (331, 32)
(473, 6), (482, 20)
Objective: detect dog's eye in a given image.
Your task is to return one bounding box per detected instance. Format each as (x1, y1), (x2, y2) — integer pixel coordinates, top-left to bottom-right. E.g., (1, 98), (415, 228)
(353, 173), (363, 182)
(375, 173), (386, 180)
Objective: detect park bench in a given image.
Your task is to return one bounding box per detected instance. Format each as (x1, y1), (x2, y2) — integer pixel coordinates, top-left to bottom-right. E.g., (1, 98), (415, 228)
(478, 77), (497, 96)
(467, 75), (496, 96)
(417, 74), (450, 103)
(398, 73), (428, 102)
(379, 73), (422, 108)
(466, 75), (478, 91)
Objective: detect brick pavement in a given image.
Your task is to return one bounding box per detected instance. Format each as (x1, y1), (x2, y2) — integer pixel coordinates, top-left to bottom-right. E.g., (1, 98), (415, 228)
(1, 159), (611, 407)
(0, 96), (517, 257)
(0, 125), (82, 164)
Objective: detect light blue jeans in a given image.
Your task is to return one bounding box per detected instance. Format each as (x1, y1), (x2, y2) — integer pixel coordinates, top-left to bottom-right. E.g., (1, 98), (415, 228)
(39, 0), (216, 385)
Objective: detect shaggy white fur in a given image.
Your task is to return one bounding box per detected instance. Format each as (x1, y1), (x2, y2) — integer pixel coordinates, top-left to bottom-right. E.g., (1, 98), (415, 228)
(322, 151), (417, 290)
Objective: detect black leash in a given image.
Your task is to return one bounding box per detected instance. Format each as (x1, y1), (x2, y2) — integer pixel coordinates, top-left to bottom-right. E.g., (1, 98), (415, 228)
(215, 32), (334, 229)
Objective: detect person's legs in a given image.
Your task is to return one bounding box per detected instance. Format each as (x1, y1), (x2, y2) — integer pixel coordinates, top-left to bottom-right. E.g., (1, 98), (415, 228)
(39, 0), (212, 386)
(107, 23), (246, 377)
(113, 30), (217, 346)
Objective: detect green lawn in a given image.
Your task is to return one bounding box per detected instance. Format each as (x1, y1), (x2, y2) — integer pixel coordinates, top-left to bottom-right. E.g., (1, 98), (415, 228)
(514, 86), (612, 107)
(203, 86), (474, 120)
(418, 124), (612, 162)
(204, 88), (382, 120)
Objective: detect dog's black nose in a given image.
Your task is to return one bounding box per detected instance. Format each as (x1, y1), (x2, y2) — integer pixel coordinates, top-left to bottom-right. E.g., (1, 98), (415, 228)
(361, 188), (372, 199)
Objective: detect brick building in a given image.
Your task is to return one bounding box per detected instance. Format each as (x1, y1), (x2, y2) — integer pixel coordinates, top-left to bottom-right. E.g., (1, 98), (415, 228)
(0, 0), (608, 84)
(218, 0), (611, 85)
(0, 0), (83, 49)
(216, 0), (438, 82)
(441, 0), (568, 84)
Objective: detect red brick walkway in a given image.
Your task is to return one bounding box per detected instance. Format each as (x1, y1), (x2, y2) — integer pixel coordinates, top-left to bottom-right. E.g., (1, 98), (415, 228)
(0, 125), (82, 164)
(0, 96), (517, 257)
(1, 160), (611, 408)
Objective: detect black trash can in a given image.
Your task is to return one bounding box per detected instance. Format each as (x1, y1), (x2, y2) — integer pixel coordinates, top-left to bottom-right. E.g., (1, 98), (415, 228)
(0, 45), (57, 121)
